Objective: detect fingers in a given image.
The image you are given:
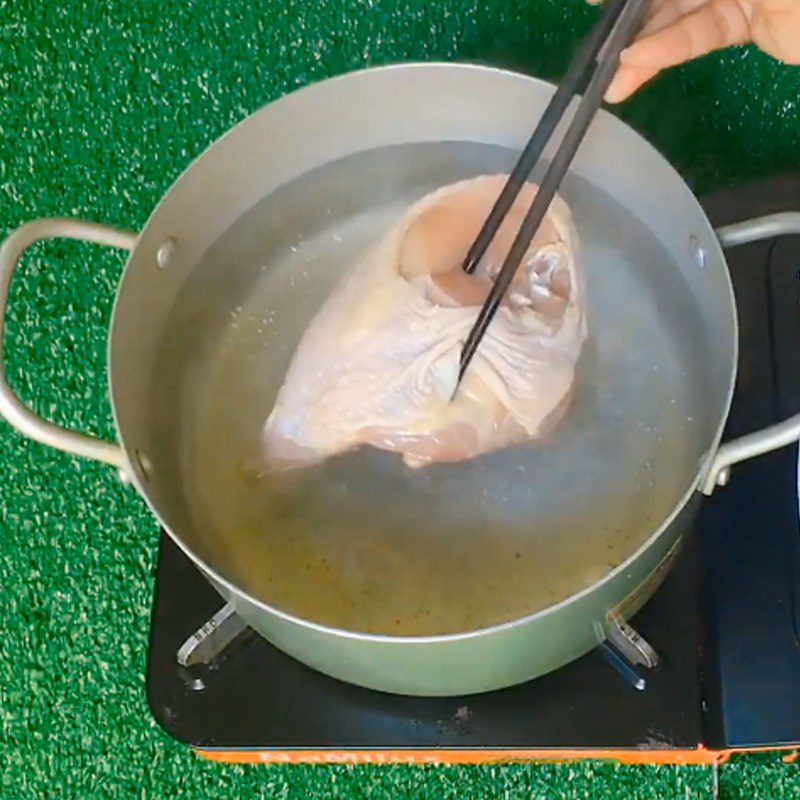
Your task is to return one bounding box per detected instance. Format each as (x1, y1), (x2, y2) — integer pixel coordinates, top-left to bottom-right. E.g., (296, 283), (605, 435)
(604, 62), (663, 101)
(620, 0), (751, 68)
(639, 0), (711, 37)
(748, 0), (800, 64)
(604, 0), (752, 101)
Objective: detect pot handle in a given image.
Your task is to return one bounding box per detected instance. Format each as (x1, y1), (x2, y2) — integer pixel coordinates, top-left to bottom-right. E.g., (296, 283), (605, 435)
(0, 218), (137, 473)
(701, 212), (800, 495)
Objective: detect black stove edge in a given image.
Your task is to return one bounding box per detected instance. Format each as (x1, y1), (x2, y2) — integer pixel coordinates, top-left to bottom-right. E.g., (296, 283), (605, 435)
(698, 174), (800, 750)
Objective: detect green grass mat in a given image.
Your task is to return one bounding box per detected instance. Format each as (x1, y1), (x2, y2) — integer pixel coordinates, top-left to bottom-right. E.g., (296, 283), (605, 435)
(1, 0), (800, 796)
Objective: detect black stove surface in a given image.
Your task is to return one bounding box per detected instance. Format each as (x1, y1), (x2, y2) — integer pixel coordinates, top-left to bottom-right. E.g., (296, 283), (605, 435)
(699, 175), (800, 749)
(146, 176), (800, 753)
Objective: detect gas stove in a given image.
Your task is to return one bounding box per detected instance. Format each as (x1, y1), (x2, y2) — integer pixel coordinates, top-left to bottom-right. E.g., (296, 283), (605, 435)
(146, 175), (800, 764)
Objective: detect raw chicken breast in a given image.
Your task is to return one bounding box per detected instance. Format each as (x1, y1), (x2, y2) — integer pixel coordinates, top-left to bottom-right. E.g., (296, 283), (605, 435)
(263, 175), (587, 469)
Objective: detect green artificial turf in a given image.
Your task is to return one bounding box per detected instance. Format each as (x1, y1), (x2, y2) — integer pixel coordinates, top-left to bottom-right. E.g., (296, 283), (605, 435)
(1, 0), (800, 797)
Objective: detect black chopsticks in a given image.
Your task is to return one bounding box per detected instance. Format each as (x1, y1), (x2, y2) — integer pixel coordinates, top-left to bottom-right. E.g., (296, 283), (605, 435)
(456, 0), (651, 391)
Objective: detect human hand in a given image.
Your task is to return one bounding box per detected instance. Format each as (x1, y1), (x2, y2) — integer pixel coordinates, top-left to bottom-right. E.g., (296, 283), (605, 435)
(587, 0), (800, 101)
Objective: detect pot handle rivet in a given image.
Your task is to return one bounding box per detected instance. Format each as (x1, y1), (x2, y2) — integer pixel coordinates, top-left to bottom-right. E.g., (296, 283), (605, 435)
(156, 238), (177, 270)
(689, 235), (706, 269)
(133, 449), (152, 481)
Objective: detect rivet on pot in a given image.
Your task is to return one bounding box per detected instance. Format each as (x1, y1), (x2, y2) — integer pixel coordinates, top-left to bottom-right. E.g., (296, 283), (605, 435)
(716, 466), (730, 487)
(134, 448), (152, 481)
(689, 235), (706, 269)
(157, 238), (177, 270)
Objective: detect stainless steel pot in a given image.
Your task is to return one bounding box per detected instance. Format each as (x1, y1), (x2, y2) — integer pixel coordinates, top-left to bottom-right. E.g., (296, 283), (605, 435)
(3, 64), (800, 696)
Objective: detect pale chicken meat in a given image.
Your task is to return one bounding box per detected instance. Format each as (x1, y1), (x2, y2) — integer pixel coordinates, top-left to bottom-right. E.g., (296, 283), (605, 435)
(263, 175), (587, 469)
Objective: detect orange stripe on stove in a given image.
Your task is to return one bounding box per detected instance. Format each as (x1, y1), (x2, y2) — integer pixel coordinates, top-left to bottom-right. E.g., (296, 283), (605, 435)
(196, 746), (798, 765)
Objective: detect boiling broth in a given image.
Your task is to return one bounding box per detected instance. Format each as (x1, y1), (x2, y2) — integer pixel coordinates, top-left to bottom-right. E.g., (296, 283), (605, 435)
(176, 142), (708, 635)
